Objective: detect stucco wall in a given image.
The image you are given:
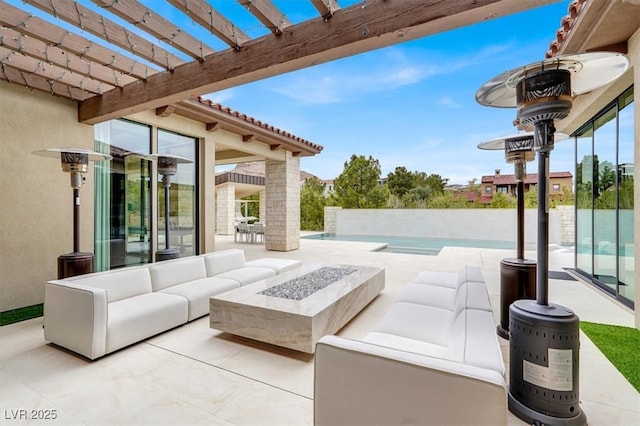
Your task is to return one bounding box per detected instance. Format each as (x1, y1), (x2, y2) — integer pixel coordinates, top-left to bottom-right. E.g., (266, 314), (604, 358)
(0, 81), (94, 312)
(333, 208), (565, 247)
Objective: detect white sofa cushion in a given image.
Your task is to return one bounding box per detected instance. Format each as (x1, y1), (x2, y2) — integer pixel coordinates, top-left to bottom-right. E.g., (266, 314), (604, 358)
(149, 257), (207, 291)
(69, 266), (152, 303)
(106, 293), (188, 353)
(370, 302), (454, 347)
(395, 283), (456, 310)
(363, 332), (450, 360)
(245, 258), (301, 273)
(450, 309), (505, 375)
(412, 269), (463, 288)
(202, 249), (247, 276)
(215, 267), (276, 286)
(160, 276), (240, 321)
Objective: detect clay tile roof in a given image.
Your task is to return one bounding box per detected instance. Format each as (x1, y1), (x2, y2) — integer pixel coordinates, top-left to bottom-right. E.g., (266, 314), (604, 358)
(482, 171), (572, 186)
(546, 0), (588, 58)
(192, 96), (322, 152)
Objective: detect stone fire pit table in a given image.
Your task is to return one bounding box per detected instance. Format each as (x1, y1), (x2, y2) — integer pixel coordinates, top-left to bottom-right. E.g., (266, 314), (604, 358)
(209, 263), (385, 353)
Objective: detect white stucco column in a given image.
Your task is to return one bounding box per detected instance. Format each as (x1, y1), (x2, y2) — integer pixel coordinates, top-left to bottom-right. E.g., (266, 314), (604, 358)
(216, 182), (236, 235)
(265, 153), (300, 251)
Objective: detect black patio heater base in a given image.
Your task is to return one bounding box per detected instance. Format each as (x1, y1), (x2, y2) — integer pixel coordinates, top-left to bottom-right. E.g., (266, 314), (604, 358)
(58, 252), (94, 279)
(498, 258), (536, 339)
(156, 248), (180, 262)
(508, 300), (587, 426)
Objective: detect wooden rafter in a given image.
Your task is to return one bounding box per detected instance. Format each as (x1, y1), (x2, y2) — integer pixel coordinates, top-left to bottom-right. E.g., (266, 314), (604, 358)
(79, 0), (559, 124)
(0, 2), (157, 80)
(238, 0), (290, 35)
(167, 0), (250, 49)
(91, 0), (215, 60)
(0, 63), (95, 100)
(0, 46), (111, 94)
(0, 28), (136, 87)
(23, 0), (184, 70)
(310, 0), (340, 19)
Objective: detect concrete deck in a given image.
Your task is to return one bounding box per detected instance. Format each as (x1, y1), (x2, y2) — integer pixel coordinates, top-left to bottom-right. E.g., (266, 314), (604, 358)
(1, 234), (638, 425)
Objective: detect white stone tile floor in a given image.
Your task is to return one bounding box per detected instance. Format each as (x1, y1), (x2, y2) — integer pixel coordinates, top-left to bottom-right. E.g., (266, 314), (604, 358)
(1, 233), (638, 425)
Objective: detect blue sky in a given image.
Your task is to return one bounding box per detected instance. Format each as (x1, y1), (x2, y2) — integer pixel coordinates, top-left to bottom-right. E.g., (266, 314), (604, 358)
(200, 0), (575, 184)
(10, 0), (574, 185)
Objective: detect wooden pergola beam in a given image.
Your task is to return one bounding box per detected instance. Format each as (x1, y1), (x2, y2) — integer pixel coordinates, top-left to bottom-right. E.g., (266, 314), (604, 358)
(0, 64), (95, 100)
(23, 0), (184, 70)
(78, 0), (559, 124)
(0, 46), (111, 94)
(91, 0), (215, 60)
(167, 0), (250, 49)
(238, 0), (291, 35)
(310, 0), (340, 19)
(0, 2), (157, 80)
(0, 28), (136, 87)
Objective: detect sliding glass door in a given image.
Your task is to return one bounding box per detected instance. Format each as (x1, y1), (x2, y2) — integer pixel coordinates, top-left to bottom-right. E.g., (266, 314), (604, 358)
(95, 120), (152, 271)
(574, 87), (634, 307)
(158, 129), (197, 257)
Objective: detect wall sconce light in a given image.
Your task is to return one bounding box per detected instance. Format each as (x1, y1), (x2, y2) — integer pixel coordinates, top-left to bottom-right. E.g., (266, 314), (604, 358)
(146, 154), (193, 261)
(32, 148), (112, 278)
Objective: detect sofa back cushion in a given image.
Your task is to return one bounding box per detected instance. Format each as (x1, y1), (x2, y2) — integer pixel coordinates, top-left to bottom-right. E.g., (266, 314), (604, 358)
(70, 266), (152, 303)
(149, 257), (207, 291)
(449, 310), (505, 374)
(203, 249), (246, 276)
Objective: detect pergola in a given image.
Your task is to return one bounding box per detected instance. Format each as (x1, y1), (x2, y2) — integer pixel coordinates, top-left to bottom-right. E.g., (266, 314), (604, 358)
(1, 0), (559, 125)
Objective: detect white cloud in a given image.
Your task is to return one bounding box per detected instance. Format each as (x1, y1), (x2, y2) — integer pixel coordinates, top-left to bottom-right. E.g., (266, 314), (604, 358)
(202, 89), (235, 104)
(436, 96), (461, 108)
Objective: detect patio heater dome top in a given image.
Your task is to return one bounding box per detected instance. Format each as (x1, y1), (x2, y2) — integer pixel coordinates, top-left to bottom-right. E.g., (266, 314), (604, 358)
(477, 131), (569, 151)
(32, 147), (113, 161)
(475, 52), (629, 108)
(145, 153), (193, 176)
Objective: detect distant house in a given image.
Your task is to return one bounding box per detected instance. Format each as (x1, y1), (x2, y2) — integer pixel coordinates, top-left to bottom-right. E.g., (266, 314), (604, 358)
(480, 169), (572, 200)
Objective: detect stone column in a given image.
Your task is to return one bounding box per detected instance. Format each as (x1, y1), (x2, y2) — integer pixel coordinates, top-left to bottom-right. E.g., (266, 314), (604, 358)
(216, 182), (236, 235)
(259, 189), (266, 223)
(265, 153), (300, 251)
(324, 206), (341, 233)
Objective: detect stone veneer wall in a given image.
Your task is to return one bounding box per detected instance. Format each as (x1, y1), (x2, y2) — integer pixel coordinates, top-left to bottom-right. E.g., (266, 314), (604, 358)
(324, 206), (342, 233)
(265, 154), (300, 251)
(216, 183), (236, 235)
(556, 205), (575, 246)
(259, 189), (266, 223)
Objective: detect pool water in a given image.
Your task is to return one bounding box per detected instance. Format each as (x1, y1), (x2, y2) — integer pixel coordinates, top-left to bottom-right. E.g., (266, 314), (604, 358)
(302, 233), (517, 255)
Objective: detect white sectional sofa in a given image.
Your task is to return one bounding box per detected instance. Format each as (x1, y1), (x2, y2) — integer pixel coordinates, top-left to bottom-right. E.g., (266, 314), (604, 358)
(44, 249), (300, 360)
(314, 265), (507, 426)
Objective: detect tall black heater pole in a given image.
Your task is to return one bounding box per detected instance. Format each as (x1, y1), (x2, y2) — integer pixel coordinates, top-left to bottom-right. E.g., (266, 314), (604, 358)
(478, 134), (538, 339)
(149, 154), (192, 262)
(163, 174), (172, 251)
(33, 148), (112, 279)
(476, 52), (629, 426)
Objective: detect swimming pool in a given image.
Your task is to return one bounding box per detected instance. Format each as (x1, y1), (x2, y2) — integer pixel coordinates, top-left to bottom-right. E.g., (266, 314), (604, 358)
(302, 233), (517, 255)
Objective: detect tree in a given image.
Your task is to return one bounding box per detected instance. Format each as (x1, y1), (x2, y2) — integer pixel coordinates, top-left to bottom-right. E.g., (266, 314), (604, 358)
(421, 173), (448, 195)
(386, 166), (414, 198)
(489, 191), (516, 208)
(333, 155), (389, 208)
(403, 186), (433, 208)
(300, 177), (326, 230)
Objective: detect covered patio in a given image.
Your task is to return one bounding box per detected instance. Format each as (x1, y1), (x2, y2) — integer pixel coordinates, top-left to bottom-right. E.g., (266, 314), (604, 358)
(1, 238), (637, 424)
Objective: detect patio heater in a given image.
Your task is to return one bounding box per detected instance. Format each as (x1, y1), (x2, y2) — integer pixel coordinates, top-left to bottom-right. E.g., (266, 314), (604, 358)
(32, 148), (112, 278)
(476, 52), (628, 426)
(146, 154), (192, 261)
(478, 131), (567, 339)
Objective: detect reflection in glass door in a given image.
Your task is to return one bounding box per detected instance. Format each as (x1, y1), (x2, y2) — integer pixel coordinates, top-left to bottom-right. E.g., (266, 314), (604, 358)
(573, 86), (634, 308)
(94, 120), (152, 271)
(575, 129), (593, 278)
(593, 107), (617, 292)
